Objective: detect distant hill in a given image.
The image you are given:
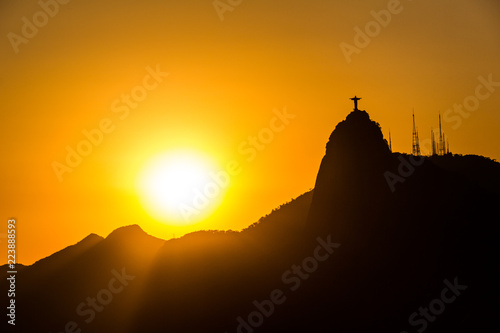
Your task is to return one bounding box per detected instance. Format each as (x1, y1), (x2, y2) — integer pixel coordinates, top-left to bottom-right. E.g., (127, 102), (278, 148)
(429, 154), (500, 191)
(3, 109), (499, 333)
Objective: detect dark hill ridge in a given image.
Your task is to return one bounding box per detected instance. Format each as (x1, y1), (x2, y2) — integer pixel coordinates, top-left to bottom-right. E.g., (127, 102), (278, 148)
(104, 224), (165, 249)
(3, 107), (499, 333)
(106, 224), (147, 239)
(1, 233), (104, 282)
(429, 153), (500, 191)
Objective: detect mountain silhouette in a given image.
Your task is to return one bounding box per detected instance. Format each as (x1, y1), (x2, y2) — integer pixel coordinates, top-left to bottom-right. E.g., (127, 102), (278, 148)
(307, 110), (394, 238)
(3, 107), (499, 333)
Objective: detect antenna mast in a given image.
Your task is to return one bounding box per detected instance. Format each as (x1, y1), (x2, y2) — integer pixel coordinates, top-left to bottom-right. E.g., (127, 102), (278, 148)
(439, 114), (444, 155)
(389, 130), (392, 152)
(412, 110), (421, 156)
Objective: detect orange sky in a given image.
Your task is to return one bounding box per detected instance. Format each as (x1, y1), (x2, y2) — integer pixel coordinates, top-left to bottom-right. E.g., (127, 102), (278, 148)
(1, 0), (500, 265)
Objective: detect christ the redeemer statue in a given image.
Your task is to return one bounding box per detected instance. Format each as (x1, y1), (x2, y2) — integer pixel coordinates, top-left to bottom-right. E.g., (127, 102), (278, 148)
(350, 96), (361, 111)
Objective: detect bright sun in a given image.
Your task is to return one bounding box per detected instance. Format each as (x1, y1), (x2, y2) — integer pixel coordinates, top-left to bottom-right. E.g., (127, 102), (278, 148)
(137, 150), (226, 226)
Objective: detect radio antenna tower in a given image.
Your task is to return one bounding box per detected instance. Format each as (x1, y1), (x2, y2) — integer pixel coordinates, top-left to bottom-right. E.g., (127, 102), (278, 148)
(442, 133), (446, 155)
(431, 128), (436, 156)
(439, 114), (444, 155)
(412, 110), (421, 156)
(389, 130), (392, 152)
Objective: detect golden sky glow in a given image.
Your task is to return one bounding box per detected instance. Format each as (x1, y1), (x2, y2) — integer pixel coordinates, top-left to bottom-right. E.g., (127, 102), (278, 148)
(1, 0), (500, 264)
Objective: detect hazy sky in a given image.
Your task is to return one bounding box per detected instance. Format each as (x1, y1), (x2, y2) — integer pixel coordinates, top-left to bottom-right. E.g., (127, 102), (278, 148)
(1, 0), (499, 264)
